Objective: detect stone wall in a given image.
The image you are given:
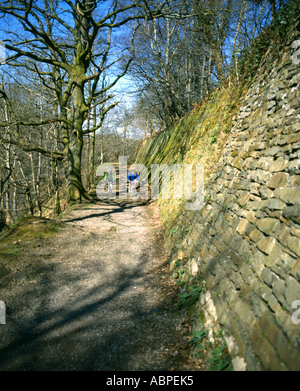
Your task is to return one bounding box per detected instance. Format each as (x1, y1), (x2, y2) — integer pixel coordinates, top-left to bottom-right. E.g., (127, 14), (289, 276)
(165, 16), (300, 370)
(137, 5), (300, 370)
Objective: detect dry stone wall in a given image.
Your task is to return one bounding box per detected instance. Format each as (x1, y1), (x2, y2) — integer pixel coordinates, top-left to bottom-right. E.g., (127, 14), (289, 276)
(165, 18), (300, 370)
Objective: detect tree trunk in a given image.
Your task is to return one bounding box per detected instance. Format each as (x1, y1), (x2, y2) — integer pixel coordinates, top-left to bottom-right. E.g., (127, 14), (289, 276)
(212, 46), (225, 84)
(86, 133), (91, 190)
(26, 186), (34, 215)
(66, 132), (85, 204)
(51, 158), (61, 216)
(99, 131), (103, 165)
(231, 0), (246, 84)
(123, 125), (127, 156)
(91, 105), (97, 183)
(29, 151), (42, 216)
(269, 0), (277, 18)
(55, 190), (61, 216)
(66, 85), (90, 204)
(86, 68), (92, 190)
(0, 208), (6, 232)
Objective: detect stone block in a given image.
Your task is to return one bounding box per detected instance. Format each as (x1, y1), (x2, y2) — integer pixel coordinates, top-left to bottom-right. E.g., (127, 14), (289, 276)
(258, 156), (274, 170)
(274, 187), (300, 204)
(233, 236), (252, 262)
(240, 283), (251, 300)
(264, 147), (281, 157)
(270, 265), (286, 279)
(238, 192), (250, 207)
(269, 158), (288, 172)
(289, 175), (300, 187)
(250, 321), (286, 370)
(206, 256), (219, 276)
(268, 210), (283, 219)
(282, 204), (300, 224)
(236, 218), (249, 235)
(221, 228), (234, 246)
(250, 183), (260, 196)
(249, 194), (261, 203)
(291, 227), (300, 238)
(258, 198), (286, 211)
(287, 236), (300, 257)
(276, 333), (300, 371)
(209, 227), (216, 236)
(239, 263), (252, 281)
(290, 259), (300, 279)
(267, 172), (289, 189)
(275, 306), (300, 348)
(264, 244), (284, 267)
(274, 223), (290, 247)
(205, 270), (217, 290)
(273, 279), (286, 305)
(231, 217), (243, 232)
(187, 258), (199, 277)
(229, 271), (244, 290)
(212, 238), (223, 253)
(227, 290), (257, 330)
(246, 210), (256, 224)
(248, 292), (268, 318)
(232, 157), (243, 170)
(244, 345), (264, 371)
(257, 237), (277, 255)
(231, 356), (247, 371)
(287, 159), (300, 173)
(285, 276), (300, 306)
(249, 169), (271, 184)
(228, 249), (243, 269)
(229, 317), (248, 356)
(259, 185), (273, 199)
(261, 287), (281, 313)
(256, 217), (280, 235)
(260, 268), (279, 286)
(260, 311), (281, 346)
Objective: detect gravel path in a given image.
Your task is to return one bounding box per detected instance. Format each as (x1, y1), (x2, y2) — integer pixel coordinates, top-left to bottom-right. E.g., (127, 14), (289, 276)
(0, 200), (195, 371)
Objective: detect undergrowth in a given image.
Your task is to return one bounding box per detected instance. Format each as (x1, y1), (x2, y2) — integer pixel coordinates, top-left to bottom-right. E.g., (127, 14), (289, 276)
(0, 216), (63, 268)
(190, 327), (232, 371)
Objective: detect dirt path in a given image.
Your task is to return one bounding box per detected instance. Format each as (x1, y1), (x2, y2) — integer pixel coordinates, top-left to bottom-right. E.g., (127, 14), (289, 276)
(0, 200), (196, 371)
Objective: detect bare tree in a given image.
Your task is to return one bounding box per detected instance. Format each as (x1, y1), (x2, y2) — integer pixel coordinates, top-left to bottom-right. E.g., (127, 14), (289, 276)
(0, 0), (168, 204)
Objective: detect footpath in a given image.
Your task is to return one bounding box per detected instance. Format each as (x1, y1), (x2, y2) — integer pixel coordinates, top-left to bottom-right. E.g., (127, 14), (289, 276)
(0, 199), (200, 370)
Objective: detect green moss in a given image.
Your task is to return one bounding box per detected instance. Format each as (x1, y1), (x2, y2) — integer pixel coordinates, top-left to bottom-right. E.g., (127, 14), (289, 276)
(0, 217), (63, 266)
(4, 245), (21, 256)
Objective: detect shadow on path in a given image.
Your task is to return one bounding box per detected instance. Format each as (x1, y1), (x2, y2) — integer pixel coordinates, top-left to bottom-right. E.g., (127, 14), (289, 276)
(0, 200), (190, 371)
